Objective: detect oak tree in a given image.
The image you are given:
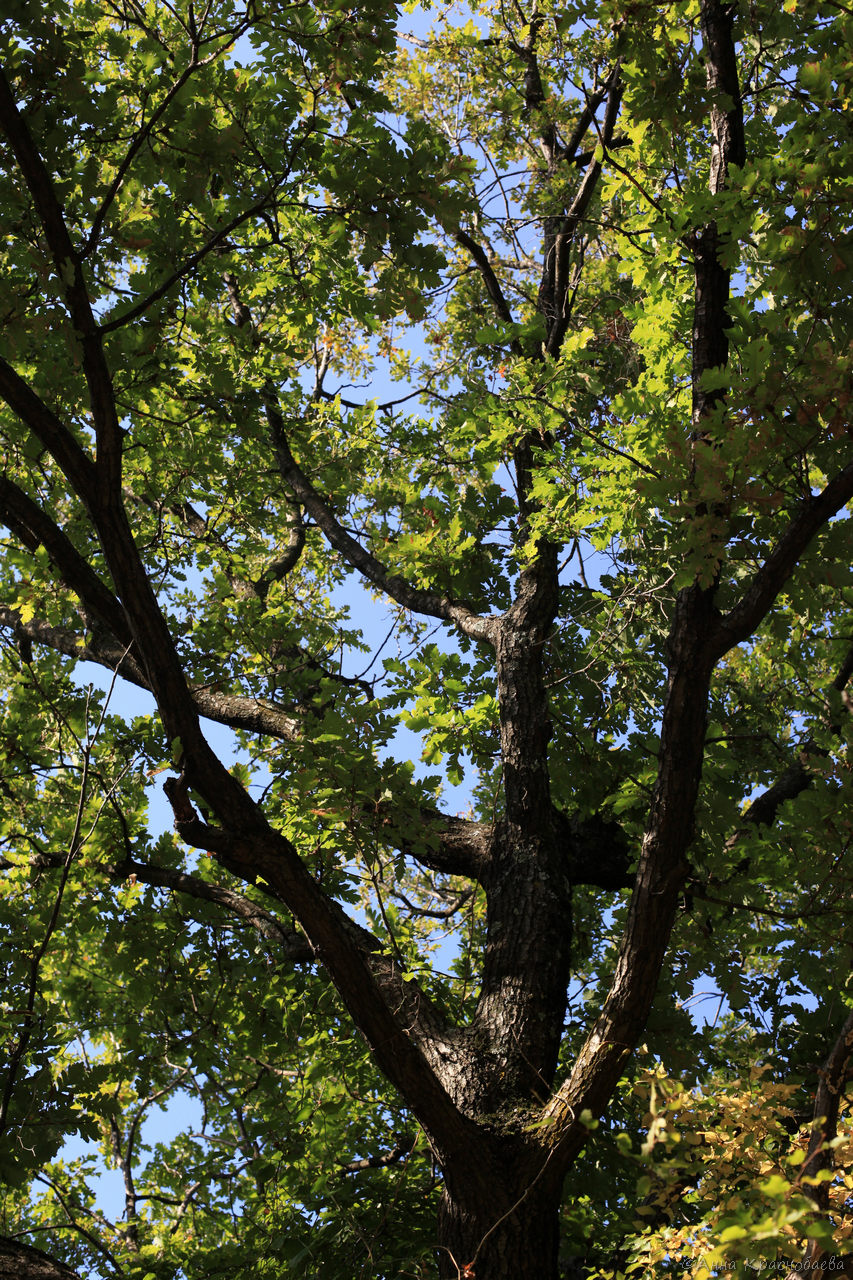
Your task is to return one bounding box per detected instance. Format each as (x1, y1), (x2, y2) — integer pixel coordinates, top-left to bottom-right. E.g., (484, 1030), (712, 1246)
(1, 0), (853, 1276)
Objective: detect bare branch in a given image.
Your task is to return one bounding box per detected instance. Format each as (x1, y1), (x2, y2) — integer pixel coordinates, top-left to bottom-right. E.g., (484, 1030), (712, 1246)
(391, 887), (474, 921)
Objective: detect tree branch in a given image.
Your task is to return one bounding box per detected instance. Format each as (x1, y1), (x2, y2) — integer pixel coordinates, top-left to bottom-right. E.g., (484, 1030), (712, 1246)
(540, 586), (720, 1165)
(265, 399), (494, 643)
(338, 1132), (415, 1174)
(0, 603), (310, 743)
(0, 1236), (80, 1280)
(710, 461), (853, 661)
(0, 476), (133, 646)
(114, 855), (314, 963)
(158, 774), (485, 1160)
(379, 805), (492, 881)
(710, 641), (853, 867)
(787, 1008), (853, 1278)
(539, 4), (743, 1166)
(84, 41), (232, 254)
(805, 1009), (853, 1172)
(0, 67), (123, 494)
(691, 0), (746, 429)
(98, 190), (281, 334)
(558, 83), (613, 170)
(739, 754), (816, 829)
(0, 474), (295, 781)
(453, 228), (521, 351)
(254, 501), (305, 597)
(0, 607), (142, 684)
(0, 358), (96, 499)
(539, 64), (623, 359)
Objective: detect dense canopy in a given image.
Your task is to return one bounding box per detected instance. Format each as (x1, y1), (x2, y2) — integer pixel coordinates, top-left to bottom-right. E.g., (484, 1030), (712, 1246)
(1, 0), (853, 1276)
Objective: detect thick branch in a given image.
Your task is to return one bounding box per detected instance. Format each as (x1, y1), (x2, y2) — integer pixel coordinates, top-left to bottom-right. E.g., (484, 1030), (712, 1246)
(4, 834), (314, 964)
(701, 0), (746, 188)
(0, 358), (96, 499)
(691, 0), (745, 426)
(783, 1009), (853, 1278)
(0, 476), (132, 645)
(0, 606), (304, 742)
(2, 373), (475, 1135)
(712, 641), (853, 877)
(190, 687), (302, 741)
(383, 800), (630, 890)
(511, 16), (559, 165)
(378, 805), (492, 881)
(108, 1115), (139, 1249)
(0, 607), (143, 683)
(801, 1007), (853, 1208)
(0, 67), (123, 494)
(0, 1236), (80, 1280)
(159, 776), (485, 1162)
(541, 587), (720, 1165)
(535, 5), (750, 1165)
(1, 468), (329, 728)
(558, 84), (612, 170)
(338, 1132), (415, 1174)
(740, 754), (815, 829)
(255, 502), (305, 597)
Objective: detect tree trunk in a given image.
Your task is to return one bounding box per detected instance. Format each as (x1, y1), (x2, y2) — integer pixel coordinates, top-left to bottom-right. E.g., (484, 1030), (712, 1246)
(436, 1152), (563, 1280)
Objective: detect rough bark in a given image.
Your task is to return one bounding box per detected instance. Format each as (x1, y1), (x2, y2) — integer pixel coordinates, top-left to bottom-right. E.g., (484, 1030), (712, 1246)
(691, 0), (745, 429)
(0, 1236), (80, 1280)
(436, 1150), (563, 1279)
(469, 597), (569, 1100)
